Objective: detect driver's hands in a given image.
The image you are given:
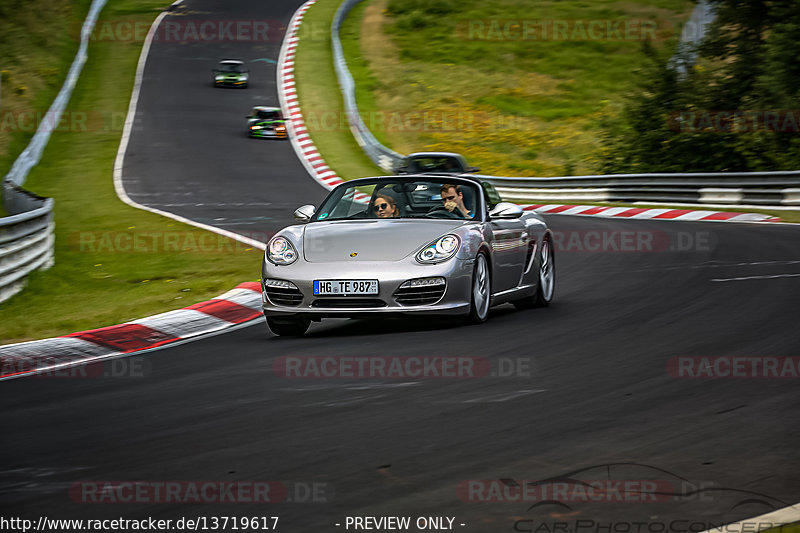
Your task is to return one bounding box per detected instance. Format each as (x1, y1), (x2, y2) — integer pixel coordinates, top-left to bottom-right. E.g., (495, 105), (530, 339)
(444, 200), (458, 212)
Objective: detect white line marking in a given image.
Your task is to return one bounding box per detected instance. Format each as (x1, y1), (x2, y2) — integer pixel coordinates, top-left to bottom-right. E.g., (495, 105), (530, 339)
(712, 273), (800, 282)
(112, 9), (266, 250)
(700, 502), (800, 533)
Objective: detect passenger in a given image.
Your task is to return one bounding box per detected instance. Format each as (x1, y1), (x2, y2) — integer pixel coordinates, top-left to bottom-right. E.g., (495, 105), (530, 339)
(443, 158), (460, 172)
(372, 193), (399, 218)
(440, 184), (472, 218)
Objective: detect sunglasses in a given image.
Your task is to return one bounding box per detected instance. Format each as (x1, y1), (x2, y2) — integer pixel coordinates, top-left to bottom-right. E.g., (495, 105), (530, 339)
(373, 202), (390, 211)
(443, 195), (457, 201)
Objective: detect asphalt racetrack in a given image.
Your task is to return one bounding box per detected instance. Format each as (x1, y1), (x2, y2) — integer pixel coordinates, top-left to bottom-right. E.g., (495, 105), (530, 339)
(1, 0), (798, 531)
(120, 0), (329, 238)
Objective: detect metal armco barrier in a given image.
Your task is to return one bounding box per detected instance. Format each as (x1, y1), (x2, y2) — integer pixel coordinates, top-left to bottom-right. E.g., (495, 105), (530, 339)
(332, 0), (404, 173)
(331, 0), (800, 208)
(0, 184), (54, 304)
(478, 172), (800, 206)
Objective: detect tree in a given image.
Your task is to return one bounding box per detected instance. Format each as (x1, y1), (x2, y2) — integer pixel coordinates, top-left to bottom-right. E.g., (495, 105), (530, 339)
(599, 0), (800, 173)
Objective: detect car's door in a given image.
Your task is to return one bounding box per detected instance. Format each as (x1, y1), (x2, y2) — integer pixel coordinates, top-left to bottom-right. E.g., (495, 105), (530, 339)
(486, 216), (528, 293)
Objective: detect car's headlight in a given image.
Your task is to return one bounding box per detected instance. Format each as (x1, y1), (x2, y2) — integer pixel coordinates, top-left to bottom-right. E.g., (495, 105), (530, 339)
(250, 125), (262, 130)
(263, 279), (298, 290)
(416, 234), (460, 264)
(215, 75), (224, 80)
(267, 236), (299, 265)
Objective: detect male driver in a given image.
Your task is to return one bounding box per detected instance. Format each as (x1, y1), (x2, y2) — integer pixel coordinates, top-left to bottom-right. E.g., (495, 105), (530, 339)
(440, 184), (473, 218)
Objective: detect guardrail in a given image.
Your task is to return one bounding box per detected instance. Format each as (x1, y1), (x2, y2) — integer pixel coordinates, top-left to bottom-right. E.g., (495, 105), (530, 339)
(330, 0), (800, 209)
(331, 0), (404, 173)
(479, 172), (800, 206)
(0, 184), (54, 303)
(0, 0), (108, 304)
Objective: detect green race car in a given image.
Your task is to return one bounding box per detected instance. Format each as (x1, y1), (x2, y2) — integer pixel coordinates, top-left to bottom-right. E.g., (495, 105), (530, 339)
(247, 106), (287, 139)
(213, 59), (249, 88)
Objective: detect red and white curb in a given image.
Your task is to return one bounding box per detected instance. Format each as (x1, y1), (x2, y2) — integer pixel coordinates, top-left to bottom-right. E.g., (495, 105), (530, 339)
(0, 282), (262, 380)
(522, 204), (781, 223)
(278, 0), (347, 193)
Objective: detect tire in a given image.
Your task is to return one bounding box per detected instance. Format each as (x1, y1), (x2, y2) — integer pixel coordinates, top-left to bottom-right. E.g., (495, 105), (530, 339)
(467, 252), (491, 324)
(513, 234), (555, 309)
(533, 235), (555, 307)
(266, 317), (311, 337)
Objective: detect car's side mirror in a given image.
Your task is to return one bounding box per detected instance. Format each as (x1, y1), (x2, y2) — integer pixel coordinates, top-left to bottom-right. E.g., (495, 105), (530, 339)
(294, 204), (316, 222)
(489, 202), (523, 219)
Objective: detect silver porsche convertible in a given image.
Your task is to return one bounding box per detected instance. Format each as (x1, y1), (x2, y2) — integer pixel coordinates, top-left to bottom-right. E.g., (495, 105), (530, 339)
(260, 175), (555, 336)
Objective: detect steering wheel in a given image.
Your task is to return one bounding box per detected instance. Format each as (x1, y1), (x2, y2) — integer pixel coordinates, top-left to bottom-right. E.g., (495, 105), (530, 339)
(426, 206), (464, 219)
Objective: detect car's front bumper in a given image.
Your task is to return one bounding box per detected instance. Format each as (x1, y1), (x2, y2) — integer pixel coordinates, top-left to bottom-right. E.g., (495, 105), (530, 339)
(249, 129), (287, 138)
(215, 79), (247, 87)
(261, 258), (474, 319)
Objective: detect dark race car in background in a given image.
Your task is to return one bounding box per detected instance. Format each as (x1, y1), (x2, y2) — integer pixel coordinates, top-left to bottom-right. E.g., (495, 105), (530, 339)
(213, 59), (249, 88)
(395, 152), (480, 175)
(246, 106), (287, 139)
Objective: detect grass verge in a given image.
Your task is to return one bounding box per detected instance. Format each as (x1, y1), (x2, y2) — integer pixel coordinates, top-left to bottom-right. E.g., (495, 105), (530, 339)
(344, 0), (696, 177)
(0, 1), (263, 344)
(760, 522), (800, 533)
(0, 0), (94, 216)
(293, 0), (385, 179)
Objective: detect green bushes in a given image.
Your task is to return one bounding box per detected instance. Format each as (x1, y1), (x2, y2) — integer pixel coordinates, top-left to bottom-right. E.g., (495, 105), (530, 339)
(600, 0), (800, 173)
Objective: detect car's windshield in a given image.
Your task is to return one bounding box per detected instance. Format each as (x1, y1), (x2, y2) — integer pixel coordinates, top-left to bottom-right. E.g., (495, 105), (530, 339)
(218, 63), (244, 73)
(407, 156), (463, 173)
(255, 110), (282, 120)
(312, 178), (480, 222)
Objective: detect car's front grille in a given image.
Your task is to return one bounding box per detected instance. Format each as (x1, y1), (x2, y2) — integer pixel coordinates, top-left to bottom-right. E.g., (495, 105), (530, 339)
(265, 287), (304, 306)
(394, 284), (446, 306)
(311, 298), (386, 308)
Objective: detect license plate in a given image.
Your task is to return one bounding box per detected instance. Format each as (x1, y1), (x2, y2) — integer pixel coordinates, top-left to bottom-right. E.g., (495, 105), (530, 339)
(313, 279), (378, 296)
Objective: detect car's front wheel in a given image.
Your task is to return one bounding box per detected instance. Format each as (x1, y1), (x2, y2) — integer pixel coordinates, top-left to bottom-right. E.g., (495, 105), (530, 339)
(513, 234), (555, 309)
(467, 252), (491, 323)
(266, 317), (311, 337)
(534, 235), (555, 307)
